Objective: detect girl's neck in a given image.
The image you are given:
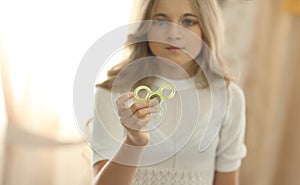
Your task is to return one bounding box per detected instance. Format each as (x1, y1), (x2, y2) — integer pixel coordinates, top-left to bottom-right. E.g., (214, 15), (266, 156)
(156, 60), (198, 80)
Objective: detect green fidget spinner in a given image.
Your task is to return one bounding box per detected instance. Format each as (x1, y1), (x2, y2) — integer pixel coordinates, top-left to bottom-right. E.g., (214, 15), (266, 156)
(133, 84), (176, 118)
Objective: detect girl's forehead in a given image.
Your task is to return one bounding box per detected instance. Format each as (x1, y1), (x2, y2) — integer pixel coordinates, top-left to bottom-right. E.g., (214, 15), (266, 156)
(152, 0), (197, 15)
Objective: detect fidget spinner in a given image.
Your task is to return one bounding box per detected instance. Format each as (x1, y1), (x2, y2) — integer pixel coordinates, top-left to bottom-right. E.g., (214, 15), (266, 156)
(133, 84), (176, 118)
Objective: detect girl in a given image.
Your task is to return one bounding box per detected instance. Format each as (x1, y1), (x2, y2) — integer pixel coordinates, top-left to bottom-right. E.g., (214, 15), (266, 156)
(91, 0), (246, 184)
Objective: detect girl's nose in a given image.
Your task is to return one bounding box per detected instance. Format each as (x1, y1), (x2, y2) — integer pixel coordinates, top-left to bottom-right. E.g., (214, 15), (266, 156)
(166, 23), (183, 41)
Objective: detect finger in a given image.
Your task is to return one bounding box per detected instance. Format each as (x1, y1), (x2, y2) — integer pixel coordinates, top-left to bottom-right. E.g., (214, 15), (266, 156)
(132, 107), (158, 119)
(116, 92), (134, 111)
(149, 98), (159, 107)
(129, 114), (152, 131)
(119, 99), (158, 118)
(119, 105), (157, 130)
(119, 98), (157, 120)
(120, 115), (138, 130)
(118, 107), (130, 119)
(116, 92), (134, 107)
(121, 108), (155, 131)
(130, 99), (159, 114)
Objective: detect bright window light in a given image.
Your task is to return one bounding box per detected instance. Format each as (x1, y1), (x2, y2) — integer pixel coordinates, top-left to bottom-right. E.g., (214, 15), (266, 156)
(0, 0), (133, 139)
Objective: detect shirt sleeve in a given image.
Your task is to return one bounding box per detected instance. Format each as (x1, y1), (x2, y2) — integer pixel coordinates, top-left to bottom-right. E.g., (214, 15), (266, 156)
(215, 82), (247, 172)
(90, 87), (124, 166)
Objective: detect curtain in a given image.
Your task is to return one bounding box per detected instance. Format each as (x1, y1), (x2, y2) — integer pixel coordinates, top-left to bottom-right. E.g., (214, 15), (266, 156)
(0, 66), (7, 185)
(283, 0), (300, 14)
(0, 0), (133, 185)
(239, 0), (300, 184)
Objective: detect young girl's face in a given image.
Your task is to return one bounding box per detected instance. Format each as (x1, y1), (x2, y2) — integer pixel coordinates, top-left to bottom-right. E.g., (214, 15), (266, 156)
(147, 0), (202, 73)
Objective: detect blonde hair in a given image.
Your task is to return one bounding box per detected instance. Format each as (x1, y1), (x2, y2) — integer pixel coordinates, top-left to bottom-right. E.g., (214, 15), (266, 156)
(97, 0), (232, 90)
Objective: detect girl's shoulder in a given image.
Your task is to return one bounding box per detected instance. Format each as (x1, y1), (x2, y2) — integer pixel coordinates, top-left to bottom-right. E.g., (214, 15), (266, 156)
(94, 86), (114, 110)
(226, 81), (245, 106)
(222, 81), (246, 129)
(94, 85), (112, 99)
(209, 77), (245, 104)
(95, 85), (111, 94)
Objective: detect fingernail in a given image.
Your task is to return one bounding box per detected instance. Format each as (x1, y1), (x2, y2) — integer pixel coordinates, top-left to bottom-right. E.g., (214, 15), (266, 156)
(149, 99), (159, 106)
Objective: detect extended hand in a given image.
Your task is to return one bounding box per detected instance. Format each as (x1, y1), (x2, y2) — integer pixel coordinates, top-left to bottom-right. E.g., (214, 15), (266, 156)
(115, 92), (159, 146)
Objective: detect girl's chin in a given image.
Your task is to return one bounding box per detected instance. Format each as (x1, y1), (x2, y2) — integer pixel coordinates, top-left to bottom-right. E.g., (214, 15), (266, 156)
(164, 58), (193, 66)
(154, 55), (194, 66)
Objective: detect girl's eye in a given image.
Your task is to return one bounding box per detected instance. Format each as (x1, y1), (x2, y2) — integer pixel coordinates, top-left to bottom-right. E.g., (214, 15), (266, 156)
(182, 19), (196, 26)
(154, 19), (168, 25)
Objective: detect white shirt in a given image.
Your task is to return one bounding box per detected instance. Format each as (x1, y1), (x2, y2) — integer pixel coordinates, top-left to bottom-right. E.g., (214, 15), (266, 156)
(91, 78), (247, 185)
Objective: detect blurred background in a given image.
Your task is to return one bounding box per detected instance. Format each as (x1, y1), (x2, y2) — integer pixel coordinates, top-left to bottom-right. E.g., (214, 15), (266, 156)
(0, 0), (299, 185)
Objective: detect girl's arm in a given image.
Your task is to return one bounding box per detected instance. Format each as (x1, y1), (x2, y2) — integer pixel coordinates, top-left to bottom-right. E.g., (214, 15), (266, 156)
(213, 170), (239, 185)
(93, 92), (159, 185)
(214, 83), (246, 185)
(93, 138), (145, 185)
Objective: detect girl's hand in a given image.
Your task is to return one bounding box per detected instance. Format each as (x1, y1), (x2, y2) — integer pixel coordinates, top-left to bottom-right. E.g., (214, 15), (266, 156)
(116, 92), (159, 146)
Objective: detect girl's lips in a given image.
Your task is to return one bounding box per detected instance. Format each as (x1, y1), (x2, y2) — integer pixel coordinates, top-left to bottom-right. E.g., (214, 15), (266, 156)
(168, 46), (180, 49)
(166, 46), (182, 51)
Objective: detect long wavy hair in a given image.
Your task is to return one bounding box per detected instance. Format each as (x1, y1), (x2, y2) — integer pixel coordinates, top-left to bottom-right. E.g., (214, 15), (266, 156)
(96, 0), (232, 91)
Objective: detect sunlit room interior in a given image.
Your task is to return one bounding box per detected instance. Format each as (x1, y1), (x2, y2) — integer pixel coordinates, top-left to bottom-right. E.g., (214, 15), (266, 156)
(0, 0), (300, 184)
